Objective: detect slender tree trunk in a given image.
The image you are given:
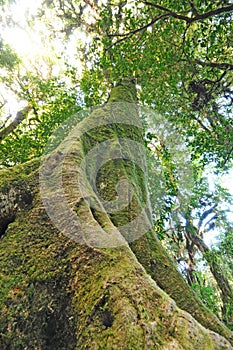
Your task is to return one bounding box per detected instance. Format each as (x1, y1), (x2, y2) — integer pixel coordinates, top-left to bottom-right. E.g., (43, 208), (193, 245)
(185, 213), (233, 327)
(192, 232), (233, 326)
(0, 79), (232, 349)
(186, 239), (197, 285)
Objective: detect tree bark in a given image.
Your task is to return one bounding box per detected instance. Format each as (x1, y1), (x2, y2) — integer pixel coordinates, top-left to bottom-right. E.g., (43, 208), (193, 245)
(0, 79), (232, 349)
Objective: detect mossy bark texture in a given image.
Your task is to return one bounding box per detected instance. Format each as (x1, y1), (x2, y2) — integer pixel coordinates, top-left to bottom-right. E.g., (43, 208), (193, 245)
(0, 79), (232, 349)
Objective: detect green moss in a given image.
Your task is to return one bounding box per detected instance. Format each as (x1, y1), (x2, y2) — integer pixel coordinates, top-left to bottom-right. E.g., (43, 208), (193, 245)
(0, 158), (40, 190)
(0, 170), (232, 350)
(69, 245), (166, 349)
(108, 79), (137, 103)
(0, 206), (77, 350)
(78, 80), (233, 344)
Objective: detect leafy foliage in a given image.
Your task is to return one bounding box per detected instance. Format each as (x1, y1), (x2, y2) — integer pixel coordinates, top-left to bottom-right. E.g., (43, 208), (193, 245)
(191, 270), (222, 316)
(0, 75), (83, 167)
(0, 38), (19, 70)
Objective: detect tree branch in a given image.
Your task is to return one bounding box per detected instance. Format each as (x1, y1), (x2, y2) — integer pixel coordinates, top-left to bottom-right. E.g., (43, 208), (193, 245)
(221, 144), (233, 168)
(142, 1), (193, 22)
(106, 2), (233, 51)
(192, 114), (212, 134)
(184, 212), (233, 307)
(143, 1), (233, 23)
(0, 106), (31, 141)
(106, 13), (169, 50)
(193, 60), (233, 71)
(198, 204), (218, 229)
(189, 1), (199, 16)
(193, 3), (233, 21)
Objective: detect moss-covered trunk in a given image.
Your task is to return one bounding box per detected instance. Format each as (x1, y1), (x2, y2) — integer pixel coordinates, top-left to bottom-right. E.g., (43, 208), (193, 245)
(0, 79), (232, 349)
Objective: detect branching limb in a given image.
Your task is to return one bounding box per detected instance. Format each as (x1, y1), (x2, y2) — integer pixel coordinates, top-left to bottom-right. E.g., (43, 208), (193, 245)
(106, 2), (233, 51)
(106, 13), (169, 49)
(192, 60), (233, 71)
(192, 114), (212, 134)
(198, 204), (218, 229)
(142, 1), (233, 23)
(0, 106), (31, 141)
(221, 144), (233, 168)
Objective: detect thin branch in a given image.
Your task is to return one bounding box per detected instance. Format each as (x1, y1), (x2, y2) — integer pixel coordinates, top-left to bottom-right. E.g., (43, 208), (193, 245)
(0, 106), (31, 142)
(192, 3), (233, 21)
(204, 213), (218, 231)
(0, 113), (11, 131)
(142, 1), (194, 22)
(189, 1), (199, 16)
(143, 1), (233, 23)
(181, 23), (191, 56)
(181, 57), (233, 73)
(108, 14), (168, 37)
(198, 204), (218, 229)
(221, 144), (233, 168)
(193, 60), (233, 71)
(192, 114), (212, 134)
(106, 2), (233, 50)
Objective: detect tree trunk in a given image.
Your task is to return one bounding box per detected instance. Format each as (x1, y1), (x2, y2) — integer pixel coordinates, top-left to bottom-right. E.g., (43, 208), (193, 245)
(185, 222), (233, 327)
(0, 79), (232, 349)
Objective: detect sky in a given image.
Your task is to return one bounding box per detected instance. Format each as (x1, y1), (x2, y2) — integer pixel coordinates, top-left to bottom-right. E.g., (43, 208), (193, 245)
(0, 0), (85, 118)
(2, 0), (42, 55)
